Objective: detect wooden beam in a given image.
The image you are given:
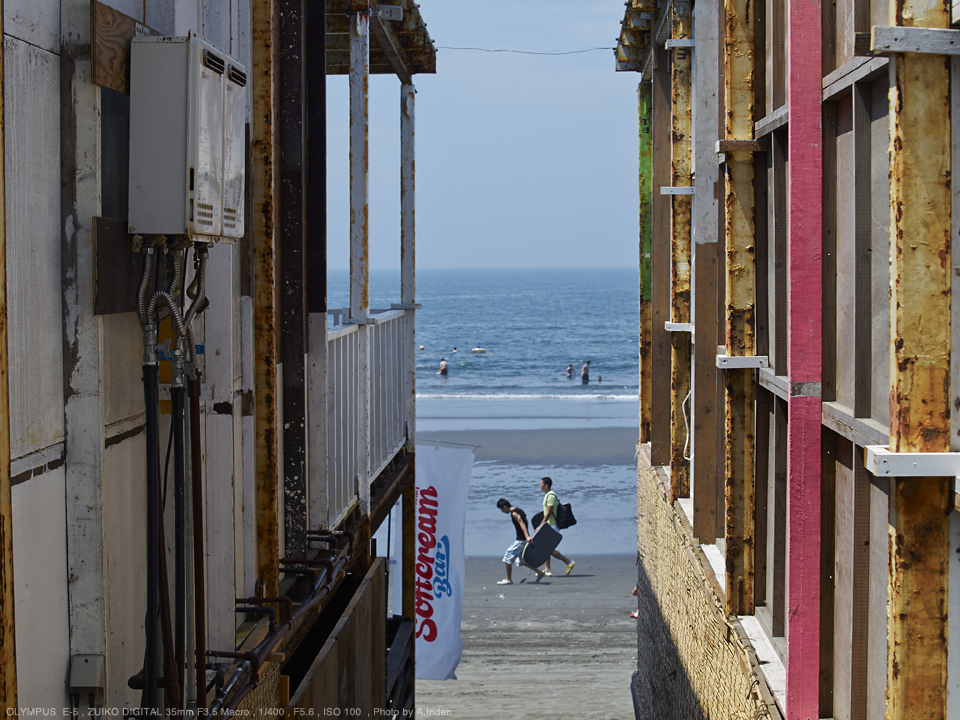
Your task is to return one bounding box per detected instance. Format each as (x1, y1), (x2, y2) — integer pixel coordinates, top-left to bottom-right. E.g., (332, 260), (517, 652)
(785, 0), (823, 713)
(886, 0), (952, 714)
(723, 0), (757, 616)
(253, 0), (281, 597)
(639, 84), (653, 444)
(669, 0), (693, 501)
(692, 0), (721, 542)
(0, 0), (16, 707)
(401, 84), (416, 450)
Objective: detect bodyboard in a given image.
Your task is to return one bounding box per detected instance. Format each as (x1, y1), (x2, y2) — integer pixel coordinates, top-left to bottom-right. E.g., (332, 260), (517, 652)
(521, 523), (562, 568)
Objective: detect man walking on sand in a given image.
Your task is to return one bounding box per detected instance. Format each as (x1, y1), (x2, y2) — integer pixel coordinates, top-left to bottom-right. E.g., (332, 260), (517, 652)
(536, 477), (575, 576)
(497, 498), (545, 585)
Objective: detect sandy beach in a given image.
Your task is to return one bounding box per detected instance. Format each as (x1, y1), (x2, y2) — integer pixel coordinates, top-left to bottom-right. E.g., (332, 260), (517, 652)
(415, 555), (638, 719)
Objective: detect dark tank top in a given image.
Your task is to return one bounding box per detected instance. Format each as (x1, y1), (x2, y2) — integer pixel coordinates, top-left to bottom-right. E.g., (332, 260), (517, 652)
(511, 507), (529, 541)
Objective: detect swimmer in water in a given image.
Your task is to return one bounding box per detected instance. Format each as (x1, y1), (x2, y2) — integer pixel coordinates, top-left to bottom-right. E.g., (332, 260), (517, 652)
(581, 360), (591, 385)
(439, 358), (449, 376)
(566, 364), (574, 378)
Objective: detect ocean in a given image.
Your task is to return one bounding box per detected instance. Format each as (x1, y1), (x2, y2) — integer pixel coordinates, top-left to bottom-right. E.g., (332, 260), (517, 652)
(330, 267), (640, 558)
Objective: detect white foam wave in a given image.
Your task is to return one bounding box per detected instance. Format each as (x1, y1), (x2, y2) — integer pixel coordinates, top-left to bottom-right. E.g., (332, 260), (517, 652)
(416, 393), (638, 402)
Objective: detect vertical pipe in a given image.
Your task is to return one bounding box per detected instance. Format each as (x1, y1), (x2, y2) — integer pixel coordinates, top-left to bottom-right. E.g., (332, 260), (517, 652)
(306, 0), (328, 530)
(638, 83), (653, 445)
(252, 0), (280, 595)
(401, 84), (416, 450)
(142, 364), (161, 708)
(279, 0), (308, 558)
(785, 0), (822, 712)
(172, 385), (187, 708)
(669, 0), (693, 501)
(886, 0), (952, 713)
(189, 373), (207, 710)
(0, 1), (16, 706)
(350, 3), (371, 514)
(723, 0), (758, 616)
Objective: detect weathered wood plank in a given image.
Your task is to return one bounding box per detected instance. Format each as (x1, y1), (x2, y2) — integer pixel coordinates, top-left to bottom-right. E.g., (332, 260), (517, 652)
(90, 1), (159, 96)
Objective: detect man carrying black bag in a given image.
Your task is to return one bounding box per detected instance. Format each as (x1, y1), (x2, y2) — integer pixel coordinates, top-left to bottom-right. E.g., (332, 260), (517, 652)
(535, 477), (576, 576)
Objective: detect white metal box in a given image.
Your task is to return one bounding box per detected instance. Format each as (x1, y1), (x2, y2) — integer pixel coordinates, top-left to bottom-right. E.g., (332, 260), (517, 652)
(128, 34), (246, 242)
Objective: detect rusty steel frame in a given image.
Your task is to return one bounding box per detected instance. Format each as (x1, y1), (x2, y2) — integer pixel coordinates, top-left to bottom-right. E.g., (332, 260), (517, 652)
(350, 2), (372, 516)
(0, 0), (16, 708)
(886, 0), (952, 712)
(723, 0), (757, 616)
(401, 84), (416, 450)
(253, 0), (281, 597)
(669, 0), (693, 501)
(279, 0), (308, 560)
(639, 83), (653, 443)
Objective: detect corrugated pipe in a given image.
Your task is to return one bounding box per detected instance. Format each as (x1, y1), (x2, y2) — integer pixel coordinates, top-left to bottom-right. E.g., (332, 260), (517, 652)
(137, 246), (155, 329)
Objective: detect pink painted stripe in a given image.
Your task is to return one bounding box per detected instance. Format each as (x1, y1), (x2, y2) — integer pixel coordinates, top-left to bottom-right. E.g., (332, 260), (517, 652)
(786, 0), (823, 714)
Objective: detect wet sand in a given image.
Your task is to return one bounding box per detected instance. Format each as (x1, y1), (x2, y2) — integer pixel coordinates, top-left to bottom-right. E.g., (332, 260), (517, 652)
(416, 554), (638, 719)
(418, 426), (639, 466)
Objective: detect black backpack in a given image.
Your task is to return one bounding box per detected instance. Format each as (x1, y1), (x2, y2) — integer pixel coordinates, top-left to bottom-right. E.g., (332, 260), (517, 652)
(557, 503), (577, 530)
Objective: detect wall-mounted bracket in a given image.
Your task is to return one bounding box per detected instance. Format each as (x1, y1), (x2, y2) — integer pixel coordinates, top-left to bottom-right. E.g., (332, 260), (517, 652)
(716, 354), (769, 369)
(666, 38), (696, 48)
(855, 26), (960, 56)
(716, 139), (769, 153)
(864, 445), (960, 477)
(660, 186), (695, 195)
(665, 322), (694, 332)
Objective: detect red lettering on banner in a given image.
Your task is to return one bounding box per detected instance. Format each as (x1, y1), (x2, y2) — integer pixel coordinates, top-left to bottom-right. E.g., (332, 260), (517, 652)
(415, 485), (441, 642)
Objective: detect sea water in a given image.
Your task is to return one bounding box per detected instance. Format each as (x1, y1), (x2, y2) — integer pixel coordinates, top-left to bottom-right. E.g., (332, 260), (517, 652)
(331, 267), (640, 558)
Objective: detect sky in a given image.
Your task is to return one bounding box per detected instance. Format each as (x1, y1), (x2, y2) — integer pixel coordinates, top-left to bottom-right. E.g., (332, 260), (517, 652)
(325, 0), (640, 271)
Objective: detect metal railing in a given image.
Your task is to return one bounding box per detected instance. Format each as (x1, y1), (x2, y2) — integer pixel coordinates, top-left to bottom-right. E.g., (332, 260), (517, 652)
(326, 308), (408, 525)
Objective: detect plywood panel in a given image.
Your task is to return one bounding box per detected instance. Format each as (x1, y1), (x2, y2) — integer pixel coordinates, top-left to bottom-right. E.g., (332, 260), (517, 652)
(12, 468), (70, 707)
(102, 435), (148, 709)
(101, 312), (146, 426)
(4, 36), (64, 459)
(4, 0), (59, 53)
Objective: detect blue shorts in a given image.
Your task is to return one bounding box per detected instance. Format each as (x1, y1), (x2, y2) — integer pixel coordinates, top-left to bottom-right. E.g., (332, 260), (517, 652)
(502, 540), (526, 566)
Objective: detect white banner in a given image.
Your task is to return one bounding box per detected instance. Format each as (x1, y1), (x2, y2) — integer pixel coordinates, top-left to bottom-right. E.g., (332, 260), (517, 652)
(413, 443), (475, 680)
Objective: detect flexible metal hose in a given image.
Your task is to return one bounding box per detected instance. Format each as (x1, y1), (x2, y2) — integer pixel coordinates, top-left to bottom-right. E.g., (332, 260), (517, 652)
(137, 248), (155, 329)
(147, 291), (188, 348)
(184, 248), (208, 364)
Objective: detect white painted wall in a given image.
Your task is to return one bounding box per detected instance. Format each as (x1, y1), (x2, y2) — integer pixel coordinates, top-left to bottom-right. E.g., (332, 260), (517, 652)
(4, 34), (64, 460)
(4, 0), (59, 52)
(12, 468), (71, 708)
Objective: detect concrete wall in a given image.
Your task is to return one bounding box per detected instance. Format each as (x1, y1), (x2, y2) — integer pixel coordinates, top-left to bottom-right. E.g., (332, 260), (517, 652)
(634, 446), (774, 720)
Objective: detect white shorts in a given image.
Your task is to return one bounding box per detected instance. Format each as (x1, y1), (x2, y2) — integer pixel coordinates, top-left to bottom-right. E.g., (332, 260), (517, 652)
(502, 540), (526, 566)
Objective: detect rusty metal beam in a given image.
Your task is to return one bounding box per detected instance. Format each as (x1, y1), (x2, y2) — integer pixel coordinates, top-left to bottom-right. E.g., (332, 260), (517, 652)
(0, 1), (16, 708)
(279, 0), (308, 561)
(350, 2), (372, 516)
(669, 0), (693, 501)
(369, 0), (413, 84)
(887, 0), (952, 712)
(253, 0), (281, 597)
(723, 0), (757, 616)
(639, 83), (653, 444)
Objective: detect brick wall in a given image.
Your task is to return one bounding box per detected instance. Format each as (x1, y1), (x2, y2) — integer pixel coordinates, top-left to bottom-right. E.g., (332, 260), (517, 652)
(634, 445), (778, 720)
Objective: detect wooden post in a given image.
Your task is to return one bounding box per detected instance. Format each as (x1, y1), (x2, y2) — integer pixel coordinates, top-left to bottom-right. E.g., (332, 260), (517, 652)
(723, 0), (758, 616)
(350, 1), (372, 516)
(252, 0), (280, 596)
(402, 479), (416, 697)
(785, 0), (823, 712)
(669, 0), (693, 501)
(692, 0), (721, 542)
(401, 84), (416, 451)
(0, 1), (16, 707)
(886, 0), (952, 713)
(638, 83), (653, 444)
